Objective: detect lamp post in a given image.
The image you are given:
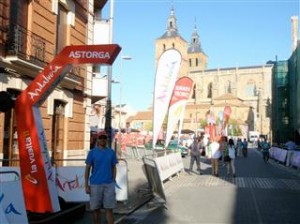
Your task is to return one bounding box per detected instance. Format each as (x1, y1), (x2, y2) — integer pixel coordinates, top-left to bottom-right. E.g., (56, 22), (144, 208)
(119, 56), (132, 132)
(116, 55), (131, 158)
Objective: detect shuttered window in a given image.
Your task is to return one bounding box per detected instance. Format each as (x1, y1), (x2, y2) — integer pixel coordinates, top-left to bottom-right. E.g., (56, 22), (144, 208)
(56, 4), (67, 54)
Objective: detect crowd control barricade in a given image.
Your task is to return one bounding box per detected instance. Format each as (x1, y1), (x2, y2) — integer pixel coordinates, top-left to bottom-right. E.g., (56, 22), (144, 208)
(142, 155), (166, 201)
(1, 157), (129, 207)
(53, 158), (129, 203)
(269, 146), (288, 164)
(269, 146), (300, 169)
(0, 169), (28, 224)
(288, 150), (300, 169)
(142, 151), (184, 201)
(115, 159), (128, 202)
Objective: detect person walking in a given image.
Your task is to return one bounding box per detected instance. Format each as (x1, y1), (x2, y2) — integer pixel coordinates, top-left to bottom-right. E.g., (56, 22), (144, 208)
(208, 136), (221, 177)
(242, 138), (248, 157)
(236, 138), (243, 157)
(261, 138), (270, 162)
(85, 131), (118, 224)
(188, 136), (202, 175)
(219, 136), (228, 166)
(225, 139), (236, 177)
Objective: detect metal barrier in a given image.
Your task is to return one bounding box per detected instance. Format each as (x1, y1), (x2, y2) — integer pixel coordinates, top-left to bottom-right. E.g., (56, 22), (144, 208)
(0, 170), (29, 224)
(141, 151), (184, 202)
(116, 159), (129, 202)
(1, 157), (129, 203)
(142, 156), (166, 201)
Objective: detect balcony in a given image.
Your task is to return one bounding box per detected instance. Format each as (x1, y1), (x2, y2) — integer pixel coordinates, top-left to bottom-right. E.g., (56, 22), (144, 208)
(94, 0), (108, 10)
(0, 24), (46, 77)
(61, 67), (85, 91)
(1, 24), (85, 90)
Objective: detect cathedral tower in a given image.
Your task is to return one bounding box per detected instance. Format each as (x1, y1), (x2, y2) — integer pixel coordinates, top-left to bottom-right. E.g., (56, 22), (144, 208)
(155, 6), (188, 78)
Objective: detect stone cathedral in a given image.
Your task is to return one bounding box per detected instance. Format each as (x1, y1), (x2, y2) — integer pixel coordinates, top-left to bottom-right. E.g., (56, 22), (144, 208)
(130, 7), (272, 140)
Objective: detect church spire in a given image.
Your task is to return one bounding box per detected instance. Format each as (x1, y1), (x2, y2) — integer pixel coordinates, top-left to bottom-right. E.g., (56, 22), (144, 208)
(160, 5), (181, 39)
(188, 19), (204, 54)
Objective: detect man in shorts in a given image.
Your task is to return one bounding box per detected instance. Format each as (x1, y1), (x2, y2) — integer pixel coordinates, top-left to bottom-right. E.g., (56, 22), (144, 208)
(85, 131), (118, 224)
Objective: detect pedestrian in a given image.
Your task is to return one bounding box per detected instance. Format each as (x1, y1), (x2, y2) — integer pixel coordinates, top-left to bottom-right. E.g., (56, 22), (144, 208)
(84, 131), (118, 224)
(242, 138), (248, 157)
(208, 136), (221, 177)
(285, 137), (297, 166)
(225, 139), (236, 177)
(285, 138), (297, 150)
(237, 138), (243, 157)
(203, 134), (209, 157)
(261, 139), (270, 162)
(188, 136), (202, 175)
(219, 136), (228, 166)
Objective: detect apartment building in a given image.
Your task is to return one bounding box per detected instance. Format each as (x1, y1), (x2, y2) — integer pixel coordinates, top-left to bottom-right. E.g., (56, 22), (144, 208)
(0, 0), (108, 165)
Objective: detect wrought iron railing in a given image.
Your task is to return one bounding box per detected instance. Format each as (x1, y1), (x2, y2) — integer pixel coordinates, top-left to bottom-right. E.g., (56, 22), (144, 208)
(3, 24), (85, 89)
(5, 24), (46, 66)
(66, 66), (85, 90)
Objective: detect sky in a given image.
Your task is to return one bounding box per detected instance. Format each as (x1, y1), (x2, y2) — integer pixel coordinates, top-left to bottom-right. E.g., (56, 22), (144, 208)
(102, 0), (300, 111)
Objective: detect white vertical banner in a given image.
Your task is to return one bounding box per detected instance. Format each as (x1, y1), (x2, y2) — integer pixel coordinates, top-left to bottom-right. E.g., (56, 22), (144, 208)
(165, 77), (193, 147)
(152, 49), (182, 149)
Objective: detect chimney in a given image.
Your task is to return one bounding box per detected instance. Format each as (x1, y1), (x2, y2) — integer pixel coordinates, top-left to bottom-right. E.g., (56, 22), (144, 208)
(291, 16), (299, 52)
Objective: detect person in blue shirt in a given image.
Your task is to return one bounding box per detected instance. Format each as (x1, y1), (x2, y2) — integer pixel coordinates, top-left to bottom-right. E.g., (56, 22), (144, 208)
(242, 138), (248, 157)
(85, 131), (118, 224)
(285, 138), (297, 150)
(261, 139), (270, 162)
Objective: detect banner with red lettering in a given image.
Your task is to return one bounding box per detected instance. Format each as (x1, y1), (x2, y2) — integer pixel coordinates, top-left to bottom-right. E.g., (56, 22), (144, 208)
(15, 45), (121, 213)
(152, 49), (182, 149)
(165, 77), (193, 147)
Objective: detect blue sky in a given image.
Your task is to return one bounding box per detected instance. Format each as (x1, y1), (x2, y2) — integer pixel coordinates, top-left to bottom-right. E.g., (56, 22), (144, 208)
(103, 0), (299, 111)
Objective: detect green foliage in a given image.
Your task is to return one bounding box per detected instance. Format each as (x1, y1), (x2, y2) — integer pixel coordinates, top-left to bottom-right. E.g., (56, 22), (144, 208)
(199, 119), (207, 128)
(228, 119), (242, 136)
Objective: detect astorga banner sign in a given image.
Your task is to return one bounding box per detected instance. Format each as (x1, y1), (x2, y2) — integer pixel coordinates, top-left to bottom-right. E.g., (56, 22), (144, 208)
(15, 45), (121, 213)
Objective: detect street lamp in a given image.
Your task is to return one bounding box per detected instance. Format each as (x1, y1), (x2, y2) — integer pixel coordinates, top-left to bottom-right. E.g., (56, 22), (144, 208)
(116, 55), (131, 158)
(119, 55), (132, 132)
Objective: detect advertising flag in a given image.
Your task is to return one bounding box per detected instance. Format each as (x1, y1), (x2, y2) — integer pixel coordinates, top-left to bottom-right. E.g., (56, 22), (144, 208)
(222, 105), (232, 135)
(152, 49), (182, 149)
(165, 77), (193, 147)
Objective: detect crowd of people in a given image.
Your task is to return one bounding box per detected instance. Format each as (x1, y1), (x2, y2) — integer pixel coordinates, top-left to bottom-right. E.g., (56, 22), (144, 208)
(188, 135), (258, 178)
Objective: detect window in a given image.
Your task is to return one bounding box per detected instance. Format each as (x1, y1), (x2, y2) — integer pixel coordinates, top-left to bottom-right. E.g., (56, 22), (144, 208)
(10, 0), (28, 27)
(192, 84), (196, 99)
(56, 4), (68, 54)
(172, 43), (175, 48)
(189, 59), (192, 67)
(225, 81), (232, 94)
(207, 82), (212, 98)
(2, 89), (21, 166)
(163, 44), (166, 51)
(196, 58), (198, 66)
(245, 79), (256, 97)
